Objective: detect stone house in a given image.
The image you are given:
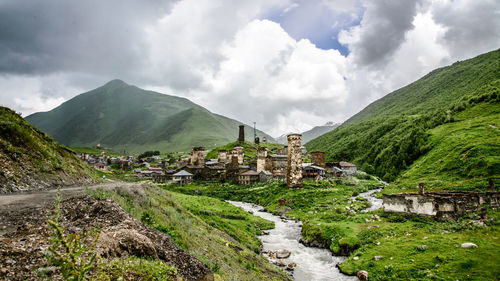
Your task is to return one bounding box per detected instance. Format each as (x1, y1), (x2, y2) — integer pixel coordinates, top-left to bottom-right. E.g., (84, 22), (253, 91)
(173, 170), (193, 185)
(339, 161), (357, 176)
(259, 170), (273, 183)
(238, 170), (260, 185)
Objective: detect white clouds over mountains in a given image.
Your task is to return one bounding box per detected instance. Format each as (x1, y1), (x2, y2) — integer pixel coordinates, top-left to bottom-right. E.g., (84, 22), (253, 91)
(0, 0), (499, 136)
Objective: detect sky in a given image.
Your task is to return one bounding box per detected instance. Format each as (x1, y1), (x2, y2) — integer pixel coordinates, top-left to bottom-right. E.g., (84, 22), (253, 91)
(0, 0), (499, 137)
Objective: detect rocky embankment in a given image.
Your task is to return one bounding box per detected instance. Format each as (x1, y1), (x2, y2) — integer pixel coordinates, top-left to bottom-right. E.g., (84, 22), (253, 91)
(0, 194), (213, 281)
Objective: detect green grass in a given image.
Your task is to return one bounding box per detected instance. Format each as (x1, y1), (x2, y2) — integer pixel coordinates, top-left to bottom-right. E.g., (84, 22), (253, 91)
(98, 256), (179, 281)
(169, 178), (500, 280)
(87, 184), (289, 281)
(387, 102), (500, 193)
(0, 106), (96, 191)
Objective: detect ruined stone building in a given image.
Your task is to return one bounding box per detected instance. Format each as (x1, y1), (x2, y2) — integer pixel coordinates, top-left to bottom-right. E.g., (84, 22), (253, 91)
(266, 154), (287, 179)
(257, 147), (267, 173)
(286, 134), (303, 188)
(310, 151), (326, 168)
(383, 191), (500, 219)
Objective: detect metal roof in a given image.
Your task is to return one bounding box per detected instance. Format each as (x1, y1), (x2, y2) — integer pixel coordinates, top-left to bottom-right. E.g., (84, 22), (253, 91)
(173, 170), (193, 176)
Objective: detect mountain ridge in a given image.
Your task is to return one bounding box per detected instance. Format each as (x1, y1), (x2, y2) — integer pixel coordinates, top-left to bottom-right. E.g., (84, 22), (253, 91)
(26, 80), (275, 153)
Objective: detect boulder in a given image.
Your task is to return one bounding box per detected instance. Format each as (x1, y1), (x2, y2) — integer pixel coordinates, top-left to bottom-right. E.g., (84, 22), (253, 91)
(286, 262), (297, 271)
(276, 249), (291, 259)
(373, 256), (383, 261)
(357, 270), (368, 281)
(97, 228), (158, 259)
(461, 242), (478, 248)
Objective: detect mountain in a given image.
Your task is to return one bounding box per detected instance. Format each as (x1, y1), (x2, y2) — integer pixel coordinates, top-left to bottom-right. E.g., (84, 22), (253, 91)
(26, 80), (274, 153)
(275, 122), (340, 145)
(306, 49), (500, 190)
(0, 106), (95, 193)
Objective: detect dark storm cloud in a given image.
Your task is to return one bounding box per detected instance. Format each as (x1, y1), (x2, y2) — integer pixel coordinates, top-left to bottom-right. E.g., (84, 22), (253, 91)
(431, 0), (500, 60)
(345, 0), (423, 67)
(0, 0), (174, 75)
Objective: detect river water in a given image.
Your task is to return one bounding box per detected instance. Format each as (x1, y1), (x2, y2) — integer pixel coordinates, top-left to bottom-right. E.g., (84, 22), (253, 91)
(228, 201), (357, 281)
(228, 186), (384, 281)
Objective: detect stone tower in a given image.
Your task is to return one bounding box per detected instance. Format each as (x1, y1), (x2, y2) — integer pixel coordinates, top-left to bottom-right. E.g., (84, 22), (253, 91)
(189, 147), (206, 166)
(233, 146), (244, 165)
(257, 147), (267, 173)
(286, 134), (302, 188)
(218, 150), (228, 164)
(238, 125), (245, 142)
(311, 151), (326, 168)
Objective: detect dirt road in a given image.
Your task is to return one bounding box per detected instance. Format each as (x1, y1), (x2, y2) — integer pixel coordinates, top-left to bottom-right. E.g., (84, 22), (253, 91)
(0, 181), (135, 235)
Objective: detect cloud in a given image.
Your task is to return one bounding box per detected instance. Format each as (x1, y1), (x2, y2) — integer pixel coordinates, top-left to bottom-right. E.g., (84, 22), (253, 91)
(199, 20), (348, 136)
(339, 0), (424, 68)
(0, 0), (499, 138)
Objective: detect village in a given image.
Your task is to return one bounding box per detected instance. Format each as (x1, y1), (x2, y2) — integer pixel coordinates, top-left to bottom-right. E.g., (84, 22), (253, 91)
(78, 125), (358, 188)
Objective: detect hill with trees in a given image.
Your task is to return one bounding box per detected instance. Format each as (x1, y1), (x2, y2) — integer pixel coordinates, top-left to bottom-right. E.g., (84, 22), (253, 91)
(306, 49), (500, 190)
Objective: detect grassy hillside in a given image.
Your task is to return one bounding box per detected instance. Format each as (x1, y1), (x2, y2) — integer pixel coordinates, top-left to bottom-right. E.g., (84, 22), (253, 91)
(307, 49), (500, 188)
(26, 80), (274, 153)
(88, 184), (289, 281)
(0, 106), (95, 192)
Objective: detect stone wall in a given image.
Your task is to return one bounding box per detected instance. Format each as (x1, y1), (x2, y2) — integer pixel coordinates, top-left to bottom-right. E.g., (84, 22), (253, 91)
(257, 147), (267, 173)
(383, 191), (500, 219)
(310, 151), (325, 168)
(286, 134), (302, 188)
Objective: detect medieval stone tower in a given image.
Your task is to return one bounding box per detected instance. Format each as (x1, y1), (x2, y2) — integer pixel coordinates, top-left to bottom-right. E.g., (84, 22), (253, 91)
(286, 134), (303, 188)
(218, 149), (228, 164)
(189, 147), (206, 166)
(238, 125), (245, 142)
(257, 147), (267, 173)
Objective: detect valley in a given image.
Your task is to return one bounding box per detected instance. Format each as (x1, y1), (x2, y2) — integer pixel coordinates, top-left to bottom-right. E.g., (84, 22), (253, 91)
(0, 48), (498, 281)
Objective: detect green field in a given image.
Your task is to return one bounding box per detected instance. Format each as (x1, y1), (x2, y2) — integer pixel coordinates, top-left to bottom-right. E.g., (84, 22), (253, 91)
(167, 178), (500, 280)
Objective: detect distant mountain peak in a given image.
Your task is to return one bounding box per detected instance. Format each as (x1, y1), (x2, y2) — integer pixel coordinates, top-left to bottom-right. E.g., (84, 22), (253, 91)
(104, 79), (128, 87)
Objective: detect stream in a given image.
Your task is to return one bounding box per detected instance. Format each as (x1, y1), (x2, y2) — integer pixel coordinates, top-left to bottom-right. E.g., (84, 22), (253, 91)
(228, 187), (383, 281)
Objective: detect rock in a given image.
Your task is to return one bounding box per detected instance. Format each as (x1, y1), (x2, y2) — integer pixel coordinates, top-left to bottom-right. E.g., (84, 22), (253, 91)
(97, 228), (158, 259)
(276, 249), (291, 259)
(373, 256), (383, 261)
(375, 242), (380, 246)
(276, 260), (286, 267)
(420, 245), (428, 251)
(357, 270), (369, 281)
(461, 242), (478, 248)
(364, 218), (371, 223)
(286, 262), (297, 271)
(353, 256), (359, 261)
(248, 210), (253, 214)
(410, 259), (414, 262)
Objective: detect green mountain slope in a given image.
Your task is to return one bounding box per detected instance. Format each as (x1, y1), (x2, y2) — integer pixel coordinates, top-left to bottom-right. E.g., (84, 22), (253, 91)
(306, 49), (500, 190)
(0, 106), (95, 193)
(26, 80), (274, 153)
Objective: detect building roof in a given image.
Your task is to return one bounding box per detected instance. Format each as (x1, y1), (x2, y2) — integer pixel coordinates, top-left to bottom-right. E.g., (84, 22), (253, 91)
(240, 170), (260, 176)
(259, 170), (272, 175)
(205, 160), (219, 166)
(339, 161), (356, 167)
(173, 170), (193, 176)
